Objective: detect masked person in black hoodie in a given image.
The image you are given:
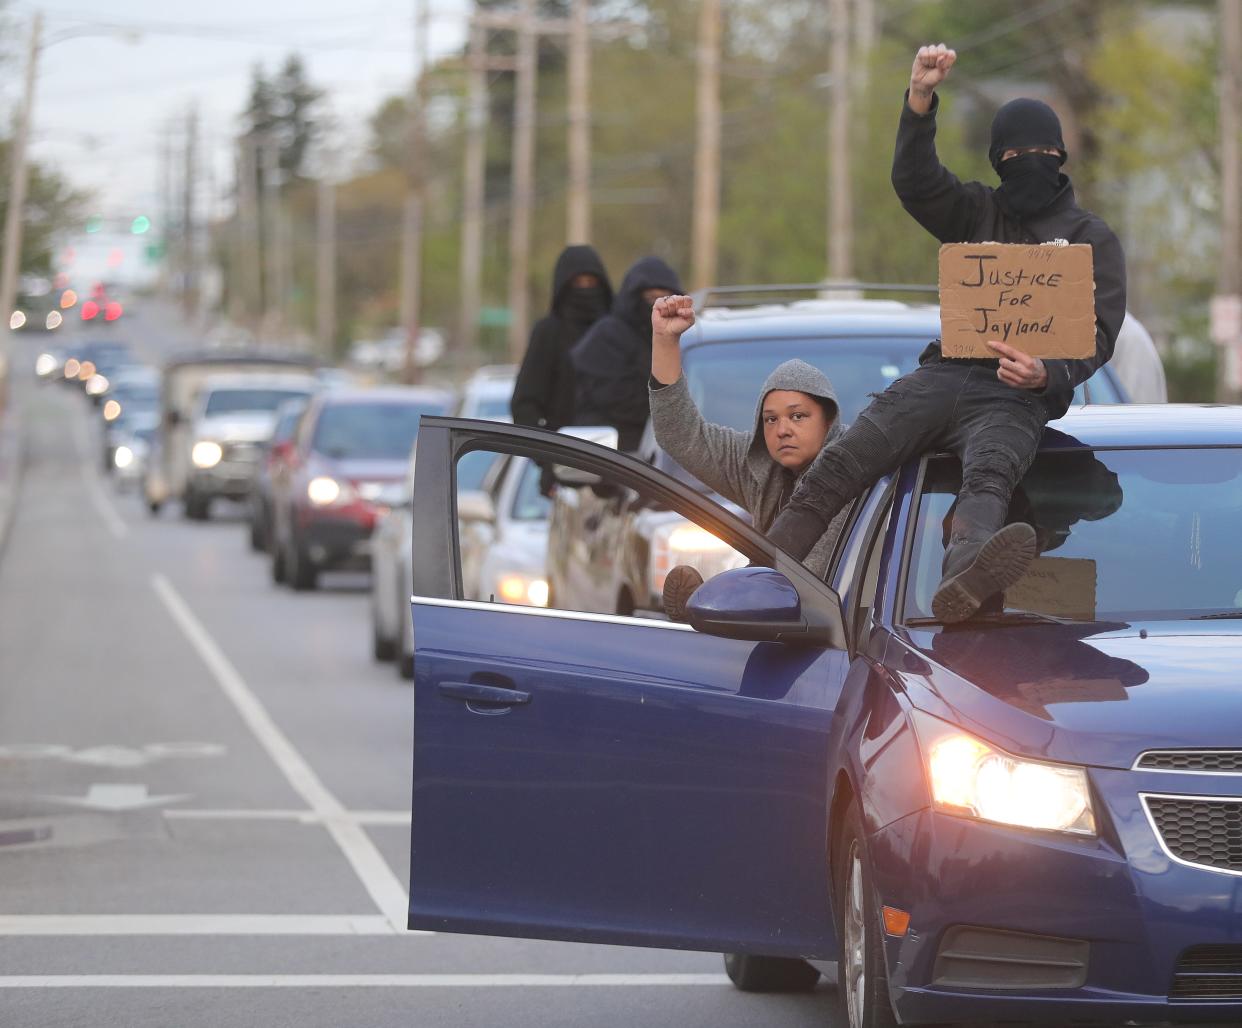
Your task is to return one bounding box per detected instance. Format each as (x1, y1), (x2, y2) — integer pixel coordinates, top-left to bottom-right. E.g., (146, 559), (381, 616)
(765, 43), (1126, 623)
(511, 245), (612, 432)
(571, 255), (682, 451)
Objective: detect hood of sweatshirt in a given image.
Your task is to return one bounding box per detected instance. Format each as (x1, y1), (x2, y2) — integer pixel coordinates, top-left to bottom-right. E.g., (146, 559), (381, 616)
(746, 359), (844, 483)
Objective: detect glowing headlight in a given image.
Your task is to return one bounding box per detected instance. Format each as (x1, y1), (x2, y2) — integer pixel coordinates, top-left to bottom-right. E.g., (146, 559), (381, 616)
(650, 520), (747, 595)
(9, 310), (25, 330)
(85, 373), (110, 396)
(45, 310), (63, 330)
(916, 712), (1095, 836)
(496, 573), (549, 607)
(191, 440), (223, 468)
(35, 353), (58, 377)
(114, 445), (134, 469)
(307, 476), (343, 506)
(103, 399), (122, 422)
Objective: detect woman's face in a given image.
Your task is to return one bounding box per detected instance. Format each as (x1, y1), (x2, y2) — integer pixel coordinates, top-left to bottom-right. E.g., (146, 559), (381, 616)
(762, 390), (833, 472)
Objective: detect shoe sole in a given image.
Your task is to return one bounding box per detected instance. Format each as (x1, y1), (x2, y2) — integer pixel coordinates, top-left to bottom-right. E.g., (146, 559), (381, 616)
(932, 523), (1037, 624)
(662, 568), (704, 622)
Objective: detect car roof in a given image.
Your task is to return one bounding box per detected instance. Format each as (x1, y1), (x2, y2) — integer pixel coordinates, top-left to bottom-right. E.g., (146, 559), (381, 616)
(315, 385), (456, 407)
(1033, 405), (1242, 449)
(686, 300), (941, 348)
(199, 373), (318, 391)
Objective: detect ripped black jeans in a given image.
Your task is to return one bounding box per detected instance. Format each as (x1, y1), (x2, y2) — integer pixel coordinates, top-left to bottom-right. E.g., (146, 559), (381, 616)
(767, 359), (1048, 580)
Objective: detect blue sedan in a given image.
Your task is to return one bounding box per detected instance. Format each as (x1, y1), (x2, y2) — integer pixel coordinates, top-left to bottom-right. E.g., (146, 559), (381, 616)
(408, 404), (1242, 1027)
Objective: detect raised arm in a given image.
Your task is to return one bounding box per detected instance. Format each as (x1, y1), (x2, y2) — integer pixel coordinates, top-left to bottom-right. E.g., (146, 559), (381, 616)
(649, 296), (752, 505)
(892, 44), (988, 243)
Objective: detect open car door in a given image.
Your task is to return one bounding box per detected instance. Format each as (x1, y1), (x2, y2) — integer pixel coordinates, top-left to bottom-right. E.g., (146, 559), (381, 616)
(409, 418), (850, 958)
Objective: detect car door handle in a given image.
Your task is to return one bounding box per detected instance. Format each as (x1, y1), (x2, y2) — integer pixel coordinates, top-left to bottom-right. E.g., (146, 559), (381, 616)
(438, 681), (532, 706)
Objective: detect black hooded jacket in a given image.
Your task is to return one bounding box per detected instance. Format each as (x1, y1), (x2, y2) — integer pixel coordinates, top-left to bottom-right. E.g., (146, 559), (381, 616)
(510, 245), (612, 430)
(571, 255), (682, 449)
(892, 94), (1127, 420)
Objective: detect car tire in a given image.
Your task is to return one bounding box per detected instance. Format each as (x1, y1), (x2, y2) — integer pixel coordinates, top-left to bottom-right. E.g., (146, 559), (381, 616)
(722, 953), (819, 993)
(287, 535), (318, 592)
(271, 540), (288, 585)
(372, 600), (396, 662)
(834, 801), (899, 1028)
(147, 499), (161, 516)
(249, 511), (266, 552)
(184, 491), (210, 521)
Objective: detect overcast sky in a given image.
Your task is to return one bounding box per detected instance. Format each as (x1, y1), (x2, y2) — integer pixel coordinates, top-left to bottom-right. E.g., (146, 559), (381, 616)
(7, 1), (469, 224)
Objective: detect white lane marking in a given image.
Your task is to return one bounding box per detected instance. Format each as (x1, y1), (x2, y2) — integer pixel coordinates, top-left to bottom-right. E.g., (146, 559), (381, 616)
(165, 809), (410, 826)
(0, 916), (394, 936)
(151, 574), (413, 933)
(0, 742), (226, 767)
(72, 417), (128, 540)
(0, 974), (731, 988)
(43, 783), (190, 812)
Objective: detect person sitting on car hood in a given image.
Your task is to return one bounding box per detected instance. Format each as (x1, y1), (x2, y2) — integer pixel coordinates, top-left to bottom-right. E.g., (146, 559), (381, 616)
(648, 294), (849, 619)
(571, 255), (681, 450)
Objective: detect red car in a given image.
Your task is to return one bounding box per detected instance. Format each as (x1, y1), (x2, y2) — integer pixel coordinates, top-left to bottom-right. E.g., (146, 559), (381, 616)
(270, 386), (453, 590)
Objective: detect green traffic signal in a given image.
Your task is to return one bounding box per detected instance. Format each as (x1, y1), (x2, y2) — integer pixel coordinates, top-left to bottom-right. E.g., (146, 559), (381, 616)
(131, 215), (152, 235)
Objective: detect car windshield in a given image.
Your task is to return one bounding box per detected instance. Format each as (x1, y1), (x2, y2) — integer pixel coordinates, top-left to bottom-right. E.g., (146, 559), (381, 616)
(205, 388), (309, 416)
(312, 401), (448, 460)
(904, 447), (1242, 623)
(682, 336), (925, 429)
(511, 459), (551, 521)
(114, 384), (159, 408)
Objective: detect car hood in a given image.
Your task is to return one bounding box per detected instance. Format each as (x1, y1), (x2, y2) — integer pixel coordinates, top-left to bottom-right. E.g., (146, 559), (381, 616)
(195, 413), (278, 443)
(900, 621), (1242, 769)
(326, 458), (406, 482)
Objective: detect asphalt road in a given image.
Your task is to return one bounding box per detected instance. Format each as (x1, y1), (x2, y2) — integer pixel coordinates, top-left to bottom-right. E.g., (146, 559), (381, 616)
(0, 311), (839, 1028)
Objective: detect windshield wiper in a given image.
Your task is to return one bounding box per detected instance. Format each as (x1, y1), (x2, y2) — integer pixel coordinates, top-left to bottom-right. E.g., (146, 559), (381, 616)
(1190, 611), (1242, 620)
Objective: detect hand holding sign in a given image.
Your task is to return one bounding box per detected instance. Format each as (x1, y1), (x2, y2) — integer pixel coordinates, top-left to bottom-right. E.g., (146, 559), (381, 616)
(939, 242), (1096, 360)
(988, 340), (1048, 390)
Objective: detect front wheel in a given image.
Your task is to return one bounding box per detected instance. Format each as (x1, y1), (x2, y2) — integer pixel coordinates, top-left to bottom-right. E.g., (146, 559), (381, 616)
(723, 953), (819, 993)
(287, 535), (318, 591)
(834, 802), (899, 1028)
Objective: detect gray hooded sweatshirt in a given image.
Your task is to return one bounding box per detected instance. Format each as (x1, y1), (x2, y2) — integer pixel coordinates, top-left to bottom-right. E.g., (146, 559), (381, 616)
(648, 359), (848, 579)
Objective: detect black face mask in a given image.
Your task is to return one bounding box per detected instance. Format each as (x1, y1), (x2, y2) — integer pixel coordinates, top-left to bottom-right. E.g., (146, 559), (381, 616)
(994, 152), (1063, 219)
(561, 285), (609, 325)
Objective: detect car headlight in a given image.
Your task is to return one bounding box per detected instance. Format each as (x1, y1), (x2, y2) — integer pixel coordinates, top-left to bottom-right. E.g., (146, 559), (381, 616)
(914, 710), (1096, 836)
(191, 440), (223, 468)
(307, 475), (350, 506)
(35, 352), (59, 377)
(103, 399), (122, 422)
(114, 445), (134, 470)
(495, 573), (549, 607)
(356, 480), (405, 507)
(85, 373), (110, 396)
(649, 520), (747, 595)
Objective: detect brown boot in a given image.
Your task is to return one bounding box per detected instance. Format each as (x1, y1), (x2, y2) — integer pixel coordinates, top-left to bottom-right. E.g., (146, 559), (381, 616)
(662, 565), (705, 623)
(932, 523), (1036, 624)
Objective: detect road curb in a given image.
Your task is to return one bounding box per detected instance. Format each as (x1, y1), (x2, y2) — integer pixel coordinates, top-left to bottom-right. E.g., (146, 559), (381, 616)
(0, 407), (25, 567)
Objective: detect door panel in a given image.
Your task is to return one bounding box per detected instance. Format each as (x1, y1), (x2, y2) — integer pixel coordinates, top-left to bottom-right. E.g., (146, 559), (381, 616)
(412, 599), (846, 956)
(408, 420), (850, 957)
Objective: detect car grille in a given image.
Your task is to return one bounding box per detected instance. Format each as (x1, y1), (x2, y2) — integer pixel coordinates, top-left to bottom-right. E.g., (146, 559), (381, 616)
(1171, 945), (1242, 1000)
(1137, 750), (1242, 773)
(222, 442), (260, 464)
(1144, 795), (1242, 874)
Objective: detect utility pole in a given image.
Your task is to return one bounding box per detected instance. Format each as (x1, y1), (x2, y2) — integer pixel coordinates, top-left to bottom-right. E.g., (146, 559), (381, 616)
(566, 0), (592, 242)
(316, 158), (337, 361)
(237, 136), (263, 333)
(182, 106), (199, 320)
(400, 0), (431, 383)
(506, 0), (539, 362)
(691, 0), (722, 292)
(1215, 0), (1242, 398)
(0, 12), (42, 407)
(459, 21), (490, 371)
(261, 134), (283, 340)
(827, 0), (853, 281)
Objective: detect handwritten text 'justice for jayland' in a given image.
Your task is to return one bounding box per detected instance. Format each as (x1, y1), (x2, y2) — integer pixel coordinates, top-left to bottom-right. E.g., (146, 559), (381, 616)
(959, 253), (1063, 340)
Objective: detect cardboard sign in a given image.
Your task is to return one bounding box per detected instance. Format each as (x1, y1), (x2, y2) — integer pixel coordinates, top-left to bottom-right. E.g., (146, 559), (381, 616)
(939, 242), (1096, 359)
(1006, 555), (1097, 621)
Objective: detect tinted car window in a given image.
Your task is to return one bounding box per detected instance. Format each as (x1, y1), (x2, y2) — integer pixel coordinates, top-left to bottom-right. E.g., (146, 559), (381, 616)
(312, 401), (449, 460)
(905, 447), (1242, 622)
(204, 389), (310, 416)
(682, 337), (924, 429)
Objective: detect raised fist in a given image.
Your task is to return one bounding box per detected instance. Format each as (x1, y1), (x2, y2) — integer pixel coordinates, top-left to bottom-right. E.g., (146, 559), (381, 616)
(910, 43), (956, 98)
(652, 294), (696, 339)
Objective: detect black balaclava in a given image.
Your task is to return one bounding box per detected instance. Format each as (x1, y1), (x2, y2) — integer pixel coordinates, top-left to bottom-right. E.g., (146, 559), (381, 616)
(989, 98), (1068, 219)
(561, 282), (609, 329)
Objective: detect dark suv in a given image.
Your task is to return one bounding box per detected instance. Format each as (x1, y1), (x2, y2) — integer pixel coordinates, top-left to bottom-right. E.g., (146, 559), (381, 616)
(547, 289), (1130, 617)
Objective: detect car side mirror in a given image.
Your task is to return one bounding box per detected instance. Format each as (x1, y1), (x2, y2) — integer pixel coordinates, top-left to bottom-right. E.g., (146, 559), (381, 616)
(551, 425), (618, 488)
(686, 567), (812, 644)
(457, 491), (495, 524)
(552, 465), (603, 488)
